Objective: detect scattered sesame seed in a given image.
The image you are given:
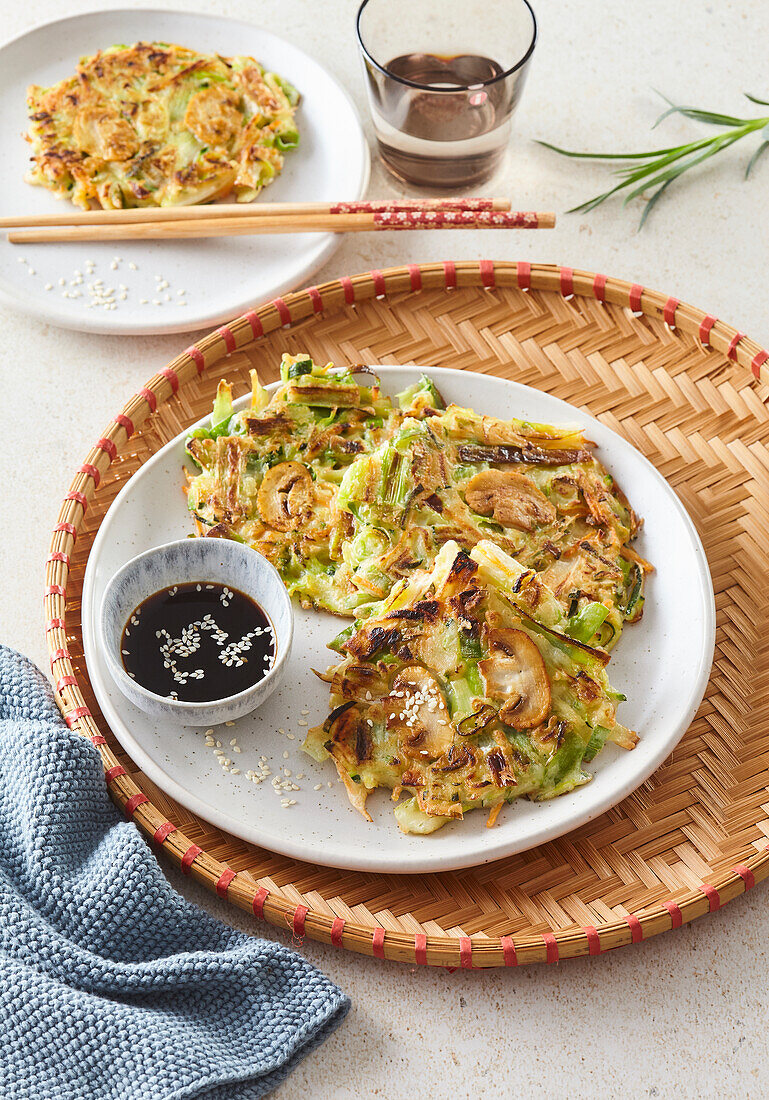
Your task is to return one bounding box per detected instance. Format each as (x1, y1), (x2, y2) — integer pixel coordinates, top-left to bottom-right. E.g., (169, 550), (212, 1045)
(225, 720), (235, 726)
(28, 268), (36, 276)
(282, 751), (289, 759)
(314, 783), (323, 791)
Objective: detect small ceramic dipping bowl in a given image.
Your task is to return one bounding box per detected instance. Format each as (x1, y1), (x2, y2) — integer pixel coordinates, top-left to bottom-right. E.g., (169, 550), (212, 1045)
(99, 538), (293, 726)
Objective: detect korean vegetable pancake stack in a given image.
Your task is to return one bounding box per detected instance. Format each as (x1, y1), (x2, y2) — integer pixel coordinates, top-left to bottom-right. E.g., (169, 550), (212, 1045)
(186, 355), (651, 833)
(25, 41), (300, 209)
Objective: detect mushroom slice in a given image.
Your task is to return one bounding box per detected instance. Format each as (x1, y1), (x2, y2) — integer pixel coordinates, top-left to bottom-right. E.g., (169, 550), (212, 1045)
(478, 628), (551, 730)
(257, 461), (313, 531)
(465, 470), (556, 532)
(386, 666), (454, 760)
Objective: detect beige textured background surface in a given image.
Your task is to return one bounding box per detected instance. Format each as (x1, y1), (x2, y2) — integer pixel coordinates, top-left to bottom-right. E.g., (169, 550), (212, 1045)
(2, 1), (768, 1096)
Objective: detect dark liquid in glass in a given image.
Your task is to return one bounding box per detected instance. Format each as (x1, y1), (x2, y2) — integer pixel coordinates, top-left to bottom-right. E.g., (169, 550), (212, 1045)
(121, 582), (275, 703)
(374, 52), (512, 187)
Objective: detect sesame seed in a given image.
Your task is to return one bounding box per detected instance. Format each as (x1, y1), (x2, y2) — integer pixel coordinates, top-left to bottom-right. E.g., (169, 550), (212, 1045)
(282, 751), (289, 759)
(225, 720), (235, 726)
(314, 783), (323, 791)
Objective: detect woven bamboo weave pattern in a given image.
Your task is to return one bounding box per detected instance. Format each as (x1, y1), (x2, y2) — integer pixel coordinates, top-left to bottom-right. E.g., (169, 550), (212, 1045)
(45, 262), (769, 967)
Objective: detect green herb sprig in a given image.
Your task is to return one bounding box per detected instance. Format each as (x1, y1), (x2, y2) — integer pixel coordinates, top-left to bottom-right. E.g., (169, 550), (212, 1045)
(538, 94), (769, 226)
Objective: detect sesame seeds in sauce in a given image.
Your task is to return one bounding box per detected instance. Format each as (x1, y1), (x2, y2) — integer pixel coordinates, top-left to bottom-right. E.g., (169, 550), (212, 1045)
(120, 582), (275, 703)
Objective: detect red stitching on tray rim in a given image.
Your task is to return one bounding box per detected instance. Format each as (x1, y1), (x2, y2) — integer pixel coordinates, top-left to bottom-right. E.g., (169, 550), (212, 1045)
(45, 585), (66, 598)
(372, 927), (385, 958)
(593, 273), (607, 301)
(559, 267), (574, 297)
(663, 900), (683, 928)
(699, 314), (717, 346)
(293, 905), (308, 937)
(124, 793), (148, 818)
(340, 276), (355, 304)
(583, 926), (602, 955)
(46, 618), (66, 631)
(64, 706), (91, 726)
(414, 933), (427, 965)
(185, 345), (206, 373)
(139, 387), (157, 413)
(516, 261), (531, 290)
(55, 522), (77, 538)
(252, 886), (269, 919)
(752, 349), (768, 379)
(331, 917), (345, 947)
(273, 297), (292, 325)
(733, 864), (755, 890)
(153, 821), (177, 844)
(55, 675), (77, 692)
(479, 259), (495, 288)
(625, 914), (643, 942)
(79, 463), (100, 487)
(65, 491), (88, 510)
(726, 331), (745, 360)
(501, 935), (517, 966)
(97, 437), (117, 461)
(543, 932), (559, 963)
(105, 765), (126, 783)
(700, 883), (721, 911)
(459, 936), (473, 969)
(181, 844), (202, 874)
(160, 366), (180, 394)
(115, 413), (135, 437)
(408, 264), (422, 291)
(47, 552), (69, 567)
(216, 325), (236, 353)
(49, 648), (70, 664)
(370, 269), (386, 297)
(90, 734), (106, 746)
(216, 868), (236, 897)
(443, 261), (457, 289)
(243, 311), (264, 339)
(663, 297), (679, 326)
(628, 283), (643, 312)
(307, 286), (323, 313)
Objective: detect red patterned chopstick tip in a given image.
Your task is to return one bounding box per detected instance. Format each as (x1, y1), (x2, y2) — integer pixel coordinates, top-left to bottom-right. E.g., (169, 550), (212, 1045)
(152, 821), (177, 844)
(663, 297), (679, 326)
(414, 933), (427, 965)
(252, 885), (269, 919)
(370, 269), (386, 298)
(124, 792), (149, 819)
(215, 868), (236, 897)
(273, 297), (292, 326)
(330, 917), (345, 947)
(583, 926), (602, 956)
(331, 198), (497, 214)
(216, 325), (236, 353)
(292, 904), (308, 937)
(543, 932), (559, 964)
(459, 936), (473, 969)
(699, 883), (721, 911)
(55, 522), (77, 539)
(628, 283), (644, 312)
(307, 285), (323, 313)
(501, 935), (517, 966)
(46, 618), (66, 632)
(78, 463), (100, 487)
(751, 349), (768, 379)
(559, 267), (574, 297)
(243, 311), (264, 339)
(180, 844), (203, 874)
(479, 259), (495, 288)
(733, 864), (755, 891)
(65, 491), (88, 511)
(516, 261), (531, 290)
(104, 765), (126, 783)
(340, 276), (355, 304)
(442, 261), (457, 289)
(407, 264), (422, 291)
(97, 437), (117, 461)
(625, 914), (643, 943)
(373, 210), (539, 229)
(47, 552), (69, 567)
(371, 927), (385, 959)
(138, 387), (157, 413)
(699, 314), (717, 346)
(64, 706), (91, 726)
(185, 345), (206, 373)
(663, 900), (683, 929)
(115, 413), (135, 438)
(726, 331), (745, 361)
(160, 366), (180, 394)
(593, 272), (607, 301)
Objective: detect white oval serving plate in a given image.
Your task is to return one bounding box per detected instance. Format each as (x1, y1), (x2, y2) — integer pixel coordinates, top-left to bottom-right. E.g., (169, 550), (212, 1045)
(0, 8), (369, 335)
(81, 366), (715, 873)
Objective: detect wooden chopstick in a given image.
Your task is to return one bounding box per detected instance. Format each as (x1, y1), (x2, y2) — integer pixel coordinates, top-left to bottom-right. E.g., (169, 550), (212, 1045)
(8, 209), (555, 244)
(0, 197), (512, 229)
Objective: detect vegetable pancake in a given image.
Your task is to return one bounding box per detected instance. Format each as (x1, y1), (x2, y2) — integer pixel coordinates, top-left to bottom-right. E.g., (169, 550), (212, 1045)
(26, 41), (299, 209)
(304, 540), (636, 834)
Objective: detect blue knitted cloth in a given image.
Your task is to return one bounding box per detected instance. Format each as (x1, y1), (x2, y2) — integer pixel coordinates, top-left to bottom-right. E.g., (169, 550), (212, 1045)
(0, 646), (349, 1099)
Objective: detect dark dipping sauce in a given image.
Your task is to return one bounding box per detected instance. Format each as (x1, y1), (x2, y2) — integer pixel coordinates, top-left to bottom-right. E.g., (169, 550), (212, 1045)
(121, 582), (275, 703)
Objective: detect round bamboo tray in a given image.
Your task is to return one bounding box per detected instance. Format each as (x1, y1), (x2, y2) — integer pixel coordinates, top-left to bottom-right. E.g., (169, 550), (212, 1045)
(45, 261), (769, 968)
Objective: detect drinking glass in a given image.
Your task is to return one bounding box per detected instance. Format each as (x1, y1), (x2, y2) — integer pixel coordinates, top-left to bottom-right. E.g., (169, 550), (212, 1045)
(356, 0), (537, 188)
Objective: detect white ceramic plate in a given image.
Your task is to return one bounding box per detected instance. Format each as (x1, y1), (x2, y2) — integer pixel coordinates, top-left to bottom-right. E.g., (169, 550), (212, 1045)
(81, 367), (715, 873)
(0, 9), (369, 335)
